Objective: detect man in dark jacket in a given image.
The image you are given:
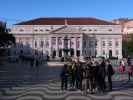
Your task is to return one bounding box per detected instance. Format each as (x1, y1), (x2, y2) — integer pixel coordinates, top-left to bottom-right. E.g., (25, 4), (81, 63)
(60, 64), (69, 90)
(75, 58), (82, 90)
(97, 57), (106, 93)
(106, 59), (114, 91)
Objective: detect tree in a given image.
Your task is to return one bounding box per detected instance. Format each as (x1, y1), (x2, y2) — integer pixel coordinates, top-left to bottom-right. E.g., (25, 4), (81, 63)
(0, 25), (15, 47)
(123, 33), (133, 57)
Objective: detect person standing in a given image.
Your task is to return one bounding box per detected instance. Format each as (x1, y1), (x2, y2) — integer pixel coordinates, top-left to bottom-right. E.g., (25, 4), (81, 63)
(127, 57), (133, 81)
(106, 59), (114, 91)
(75, 58), (82, 90)
(86, 61), (94, 93)
(95, 61), (100, 92)
(81, 63), (88, 95)
(70, 61), (76, 88)
(118, 61), (125, 80)
(128, 62), (133, 81)
(60, 64), (69, 90)
(97, 57), (106, 93)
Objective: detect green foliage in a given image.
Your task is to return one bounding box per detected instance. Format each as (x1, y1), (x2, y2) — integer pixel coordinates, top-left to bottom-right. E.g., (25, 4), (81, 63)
(0, 26), (15, 47)
(123, 33), (133, 56)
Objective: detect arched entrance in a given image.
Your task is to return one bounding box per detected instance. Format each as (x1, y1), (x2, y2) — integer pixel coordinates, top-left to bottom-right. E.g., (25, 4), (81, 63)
(76, 50), (80, 57)
(109, 50), (112, 58)
(59, 49), (62, 57)
(70, 48), (74, 57)
(52, 50), (56, 58)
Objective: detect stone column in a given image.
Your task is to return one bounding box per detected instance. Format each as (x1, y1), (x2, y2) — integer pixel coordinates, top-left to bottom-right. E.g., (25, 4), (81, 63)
(74, 37), (77, 57)
(96, 38), (100, 57)
(119, 37), (122, 59)
(49, 37), (52, 57)
(112, 38), (115, 57)
(105, 39), (109, 58)
(62, 37), (64, 57)
(68, 37), (71, 56)
(80, 36), (83, 59)
(56, 37), (59, 58)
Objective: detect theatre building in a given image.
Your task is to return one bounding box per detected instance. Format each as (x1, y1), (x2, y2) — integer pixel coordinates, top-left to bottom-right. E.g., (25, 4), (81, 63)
(10, 17), (122, 59)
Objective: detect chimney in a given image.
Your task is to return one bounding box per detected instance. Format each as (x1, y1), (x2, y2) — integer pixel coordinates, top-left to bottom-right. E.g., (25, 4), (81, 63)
(65, 19), (68, 25)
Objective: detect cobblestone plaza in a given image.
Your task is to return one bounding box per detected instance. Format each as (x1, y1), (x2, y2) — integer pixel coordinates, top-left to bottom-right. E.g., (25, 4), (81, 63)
(0, 60), (133, 100)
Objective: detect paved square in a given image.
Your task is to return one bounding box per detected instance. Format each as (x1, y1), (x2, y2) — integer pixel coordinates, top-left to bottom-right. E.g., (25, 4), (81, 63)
(0, 61), (133, 100)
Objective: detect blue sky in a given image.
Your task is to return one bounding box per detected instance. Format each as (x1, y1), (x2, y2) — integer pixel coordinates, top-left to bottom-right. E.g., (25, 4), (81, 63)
(0, 0), (133, 25)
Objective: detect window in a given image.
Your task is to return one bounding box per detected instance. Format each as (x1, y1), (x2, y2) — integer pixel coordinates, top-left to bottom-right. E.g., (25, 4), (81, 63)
(34, 29), (38, 32)
(108, 29), (112, 31)
(95, 50), (97, 55)
(20, 43), (23, 48)
(19, 29), (24, 32)
(51, 26), (53, 30)
(40, 29), (43, 32)
(82, 29), (86, 31)
(94, 29), (97, 31)
(52, 37), (56, 45)
(71, 41), (74, 45)
(102, 50), (105, 55)
(115, 41), (119, 47)
(26, 41), (30, 47)
(46, 29), (50, 31)
(84, 41), (86, 47)
(76, 37), (80, 48)
(108, 41), (112, 46)
(79, 27), (82, 30)
(102, 41), (105, 46)
(95, 41), (97, 46)
(35, 41), (37, 48)
(89, 41), (93, 47)
(40, 41), (44, 48)
(116, 50), (119, 55)
(89, 29), (92, 31)
(58, 38), (62, 45)
(45, 40), (49, 48)
(76, 40), (80, 48)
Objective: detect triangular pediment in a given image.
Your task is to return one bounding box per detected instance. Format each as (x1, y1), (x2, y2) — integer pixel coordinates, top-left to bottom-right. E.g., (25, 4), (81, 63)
(51, 26), (82, 34)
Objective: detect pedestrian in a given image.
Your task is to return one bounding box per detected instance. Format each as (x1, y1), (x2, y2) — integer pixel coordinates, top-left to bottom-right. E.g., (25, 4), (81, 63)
(97, 58), (106, 93)
(106, 59), (114, 91)
(30, 58), (34, 68)
(81, 63), (88, 95)
(118, 61), (125, 80)
(95, 61), (100, 92)
(36, 60), (39, 69)
(60, 64), (69, 90)
(75, 58), (82, 90)
(91, 61), (97, 93)
(69, 61), (76, 89)
(86, 60), (96, 94)
(128, 62), (133, 81)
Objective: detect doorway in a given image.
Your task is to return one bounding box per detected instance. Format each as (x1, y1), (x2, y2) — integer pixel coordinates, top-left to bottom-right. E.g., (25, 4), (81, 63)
(109, 50), (112, 58)
(52, 50), (56, 58)
(70, 49), (74, 57)
(59, 49), (62, 57)
(76, 50), (80, 57)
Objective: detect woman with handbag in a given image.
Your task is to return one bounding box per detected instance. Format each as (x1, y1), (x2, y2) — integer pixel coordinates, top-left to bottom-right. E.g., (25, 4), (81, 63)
(118, 61), (125, 80)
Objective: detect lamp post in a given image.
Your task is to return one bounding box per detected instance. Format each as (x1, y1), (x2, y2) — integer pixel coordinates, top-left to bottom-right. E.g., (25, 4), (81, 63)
(63, 35), (70, 61)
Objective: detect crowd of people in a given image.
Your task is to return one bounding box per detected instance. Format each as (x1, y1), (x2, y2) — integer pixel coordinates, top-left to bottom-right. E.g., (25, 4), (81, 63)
(60, 57), (133, 94)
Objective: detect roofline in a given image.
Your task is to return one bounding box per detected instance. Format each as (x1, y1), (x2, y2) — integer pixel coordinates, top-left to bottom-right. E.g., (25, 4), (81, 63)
(15, 17), (118, 25)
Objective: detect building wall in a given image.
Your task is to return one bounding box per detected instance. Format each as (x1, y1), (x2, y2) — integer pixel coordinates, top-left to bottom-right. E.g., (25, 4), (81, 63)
(10, 24), (122, 59)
